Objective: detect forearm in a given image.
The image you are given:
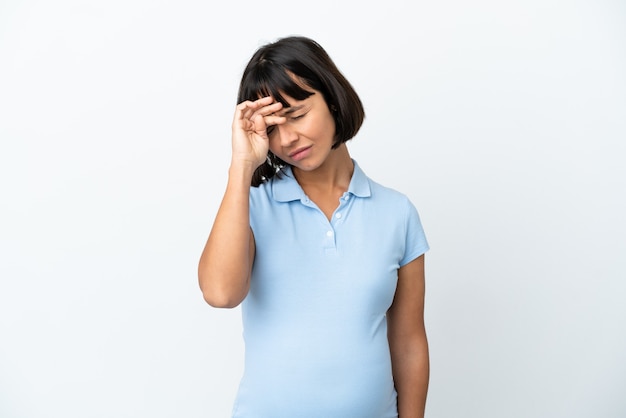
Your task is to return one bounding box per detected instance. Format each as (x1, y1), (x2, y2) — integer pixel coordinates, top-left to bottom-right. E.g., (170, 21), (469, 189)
(391, 335), (430, 418)
(198, 163), (255, 308)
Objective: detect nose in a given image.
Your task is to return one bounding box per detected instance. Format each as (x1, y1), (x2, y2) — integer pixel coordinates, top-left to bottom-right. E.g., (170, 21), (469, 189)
(275, 123), (298, 147)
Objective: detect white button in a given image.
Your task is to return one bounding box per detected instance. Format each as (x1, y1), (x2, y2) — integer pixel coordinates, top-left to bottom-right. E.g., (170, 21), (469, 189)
(344, 195), (350, 201)
(335, 213), (342, 219)
(326, 230), (334, 237)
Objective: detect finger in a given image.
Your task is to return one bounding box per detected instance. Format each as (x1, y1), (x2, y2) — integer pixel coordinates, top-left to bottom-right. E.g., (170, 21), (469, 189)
(251, 113), (268, 135)
(235, 101), (255, 123)
(254, 96), (274, 105)
(236, 96), (272, 110)
(251, 112), (286, 136)
(236, 96), (274, 112)
(263, 115), (286, 127)
(236, 97), (279, 122)
(249, 102), (283, 121)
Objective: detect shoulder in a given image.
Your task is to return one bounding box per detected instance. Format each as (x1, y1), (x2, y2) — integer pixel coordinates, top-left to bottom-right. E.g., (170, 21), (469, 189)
(249, 178), (275, 213)
(363, 177), (430, 262)
(248, 170), (306, 242)
(249, 178), (272, 198)
(249, 169), (300, 213)
(352, 160), (414, 206)
(368, 177), (411, 201)
(365, 176), (417, 215)
(358, 171), (426, 238)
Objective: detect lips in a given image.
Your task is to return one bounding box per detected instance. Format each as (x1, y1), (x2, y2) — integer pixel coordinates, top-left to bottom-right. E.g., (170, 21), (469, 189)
(288, 145), (312, 161)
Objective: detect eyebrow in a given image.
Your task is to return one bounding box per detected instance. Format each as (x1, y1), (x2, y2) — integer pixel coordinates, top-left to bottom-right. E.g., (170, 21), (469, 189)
(279, 105), (306, 116)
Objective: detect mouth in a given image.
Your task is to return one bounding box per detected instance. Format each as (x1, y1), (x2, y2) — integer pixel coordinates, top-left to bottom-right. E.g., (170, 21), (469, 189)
(288, 145), (312, 161)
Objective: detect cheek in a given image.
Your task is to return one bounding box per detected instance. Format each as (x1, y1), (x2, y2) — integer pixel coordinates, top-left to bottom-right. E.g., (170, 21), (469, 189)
(306, 116), (335, 141)
(317, 117), (336, 142)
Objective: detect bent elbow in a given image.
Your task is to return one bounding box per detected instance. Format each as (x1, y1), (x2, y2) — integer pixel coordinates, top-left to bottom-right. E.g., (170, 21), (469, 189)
(202, 290), (243, 309)
(198, 273), (247, 308)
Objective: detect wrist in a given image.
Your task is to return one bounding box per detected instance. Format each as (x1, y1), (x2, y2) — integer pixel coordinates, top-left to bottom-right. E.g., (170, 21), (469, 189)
(228, 160), (257, 182)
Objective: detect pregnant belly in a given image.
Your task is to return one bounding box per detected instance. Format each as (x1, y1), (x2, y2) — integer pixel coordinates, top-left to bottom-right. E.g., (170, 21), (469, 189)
(233, 341), (398, 418)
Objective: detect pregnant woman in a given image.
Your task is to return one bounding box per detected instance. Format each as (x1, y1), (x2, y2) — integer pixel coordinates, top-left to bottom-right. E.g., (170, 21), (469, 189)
(198, 35), (430, 418)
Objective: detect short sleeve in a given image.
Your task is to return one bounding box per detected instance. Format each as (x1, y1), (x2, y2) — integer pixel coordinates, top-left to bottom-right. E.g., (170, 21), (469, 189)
(399, 198), (429, 267)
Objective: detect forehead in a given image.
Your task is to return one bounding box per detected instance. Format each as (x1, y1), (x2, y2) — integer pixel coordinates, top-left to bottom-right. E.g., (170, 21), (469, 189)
(248, 68), (314, 106)
(275, 91), (316, 111)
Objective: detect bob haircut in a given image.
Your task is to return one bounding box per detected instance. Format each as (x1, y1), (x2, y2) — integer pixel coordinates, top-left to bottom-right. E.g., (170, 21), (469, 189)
(237, 36), (365, 187)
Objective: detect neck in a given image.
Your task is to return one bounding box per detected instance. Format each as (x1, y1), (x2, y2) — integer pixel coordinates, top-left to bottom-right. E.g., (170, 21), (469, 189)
(292, 143), (354, 191)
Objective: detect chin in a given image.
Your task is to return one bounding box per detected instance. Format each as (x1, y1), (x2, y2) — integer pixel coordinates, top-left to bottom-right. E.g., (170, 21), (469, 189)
(291, 160), (324, 172)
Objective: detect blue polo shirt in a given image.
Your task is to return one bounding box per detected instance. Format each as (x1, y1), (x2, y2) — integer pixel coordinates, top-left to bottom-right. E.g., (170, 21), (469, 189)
(232, 160), (429, 418)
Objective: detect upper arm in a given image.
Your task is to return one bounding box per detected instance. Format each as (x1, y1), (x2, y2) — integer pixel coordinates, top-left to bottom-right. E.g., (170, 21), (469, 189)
(388, 255), (427, 340)
(387, 256), (429, 418)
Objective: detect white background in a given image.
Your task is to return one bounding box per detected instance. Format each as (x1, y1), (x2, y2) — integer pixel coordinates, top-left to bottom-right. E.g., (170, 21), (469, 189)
(1, 0), (625, 417)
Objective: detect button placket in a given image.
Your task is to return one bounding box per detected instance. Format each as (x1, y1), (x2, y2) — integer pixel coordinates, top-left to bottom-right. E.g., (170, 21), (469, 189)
(323, 226), (336, 250)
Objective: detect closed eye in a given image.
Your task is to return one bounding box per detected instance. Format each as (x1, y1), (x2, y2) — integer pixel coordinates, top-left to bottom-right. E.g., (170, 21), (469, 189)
(291, 113), (306, 121)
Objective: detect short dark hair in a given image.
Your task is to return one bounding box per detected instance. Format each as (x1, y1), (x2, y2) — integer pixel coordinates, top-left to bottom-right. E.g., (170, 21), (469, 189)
(237, 36), (365, 186)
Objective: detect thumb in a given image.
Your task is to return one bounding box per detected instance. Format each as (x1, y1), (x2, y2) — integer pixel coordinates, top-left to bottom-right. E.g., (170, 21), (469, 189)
(252, 114), (268, 136)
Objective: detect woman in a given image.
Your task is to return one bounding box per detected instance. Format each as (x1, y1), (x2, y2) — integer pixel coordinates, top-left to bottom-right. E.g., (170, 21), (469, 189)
(198, 35), (430, 418)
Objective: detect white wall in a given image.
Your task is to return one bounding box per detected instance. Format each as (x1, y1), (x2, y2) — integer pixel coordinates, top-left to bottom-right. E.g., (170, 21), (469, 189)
(1, 0), (624, 417)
